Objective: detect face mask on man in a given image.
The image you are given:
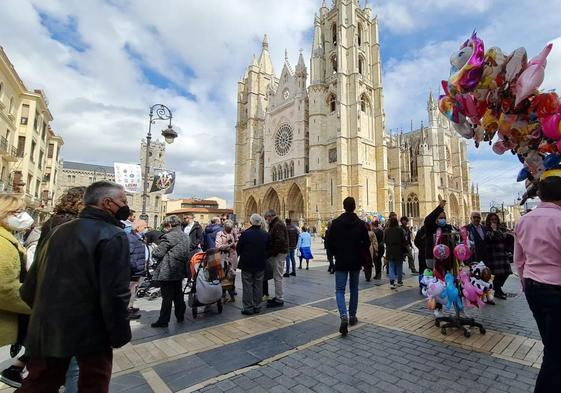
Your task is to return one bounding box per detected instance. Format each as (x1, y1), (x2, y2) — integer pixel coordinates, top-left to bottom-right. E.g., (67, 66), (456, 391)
(109, 199), (131, 221)
(5, 212), (35, 232)
(437, 218), (447, 227)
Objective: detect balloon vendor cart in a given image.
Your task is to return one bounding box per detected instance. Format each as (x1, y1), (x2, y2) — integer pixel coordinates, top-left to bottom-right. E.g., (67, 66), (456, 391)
(423, 228), (486, 338)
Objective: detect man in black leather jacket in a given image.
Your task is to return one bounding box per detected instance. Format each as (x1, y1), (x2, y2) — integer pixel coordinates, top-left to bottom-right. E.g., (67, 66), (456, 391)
(19, 181), (131, 393)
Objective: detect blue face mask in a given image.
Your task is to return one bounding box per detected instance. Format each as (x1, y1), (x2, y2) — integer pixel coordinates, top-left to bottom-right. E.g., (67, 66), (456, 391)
(437, 218), (447, 227)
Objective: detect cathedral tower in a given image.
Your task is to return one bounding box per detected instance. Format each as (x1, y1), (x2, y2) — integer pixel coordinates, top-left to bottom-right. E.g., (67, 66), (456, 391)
(308, 0), (388, 218)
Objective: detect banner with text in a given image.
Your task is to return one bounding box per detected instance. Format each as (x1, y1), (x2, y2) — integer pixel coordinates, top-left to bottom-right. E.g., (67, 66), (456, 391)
(114, 162), (142, 193)
(149, 169), (176, 194)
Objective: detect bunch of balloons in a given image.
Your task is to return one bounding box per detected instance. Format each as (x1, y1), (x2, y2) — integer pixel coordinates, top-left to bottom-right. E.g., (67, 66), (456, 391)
(439, 32), (561, 202)
(359, 210), (385, 224)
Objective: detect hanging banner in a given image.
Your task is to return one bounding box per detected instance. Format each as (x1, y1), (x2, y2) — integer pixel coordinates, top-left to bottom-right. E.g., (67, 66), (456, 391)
(113, 162), (142, 193)
(149, 168), (176, 194)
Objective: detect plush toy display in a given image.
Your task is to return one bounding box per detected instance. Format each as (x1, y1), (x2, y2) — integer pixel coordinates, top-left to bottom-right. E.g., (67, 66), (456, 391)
(470, 262), (495, 305)
(459, 270), (485, 308)
(454, 227), (472, 262)
(444, 272), (464, 311)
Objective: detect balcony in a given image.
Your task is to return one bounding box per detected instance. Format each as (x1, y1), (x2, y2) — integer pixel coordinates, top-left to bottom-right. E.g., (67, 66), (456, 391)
(0, 136), (18, 162)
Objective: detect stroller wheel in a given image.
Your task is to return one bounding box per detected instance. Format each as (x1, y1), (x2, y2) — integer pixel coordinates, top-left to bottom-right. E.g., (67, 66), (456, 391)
(136, 290), (145, 298)
(192, 307), (198, 318)
(217, 300), (223, 314)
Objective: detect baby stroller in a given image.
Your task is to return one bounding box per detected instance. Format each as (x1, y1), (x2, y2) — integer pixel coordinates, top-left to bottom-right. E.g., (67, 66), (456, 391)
(137, 245), (161, 299)
(185, 249), (224, 318)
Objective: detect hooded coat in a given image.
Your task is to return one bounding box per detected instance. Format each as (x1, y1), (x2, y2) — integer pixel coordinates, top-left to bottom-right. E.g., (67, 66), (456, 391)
(0, 227), (30, 347)
(326, 212), (370, 271)
(152, 226), (191, 281)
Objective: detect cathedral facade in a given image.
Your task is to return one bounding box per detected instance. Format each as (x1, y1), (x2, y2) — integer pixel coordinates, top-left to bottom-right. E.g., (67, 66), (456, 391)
(234, 0), (479, 227)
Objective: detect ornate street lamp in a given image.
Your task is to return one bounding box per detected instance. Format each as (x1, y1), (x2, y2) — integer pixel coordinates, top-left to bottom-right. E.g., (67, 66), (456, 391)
(140, 104), (177, 221)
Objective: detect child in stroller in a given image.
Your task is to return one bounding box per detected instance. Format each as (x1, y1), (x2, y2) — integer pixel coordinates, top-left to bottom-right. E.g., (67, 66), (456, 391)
(136, 243), (161, 299)
(185, 248), (225, 318)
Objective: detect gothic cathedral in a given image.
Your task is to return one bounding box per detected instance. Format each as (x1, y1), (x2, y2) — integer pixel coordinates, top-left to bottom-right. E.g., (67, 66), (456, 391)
(234, 0), (479, 227)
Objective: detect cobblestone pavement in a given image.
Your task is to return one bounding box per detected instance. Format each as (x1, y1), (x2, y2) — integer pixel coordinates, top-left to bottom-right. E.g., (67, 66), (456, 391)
(197, 325), (539, 393)
(0, 240), (543, 392)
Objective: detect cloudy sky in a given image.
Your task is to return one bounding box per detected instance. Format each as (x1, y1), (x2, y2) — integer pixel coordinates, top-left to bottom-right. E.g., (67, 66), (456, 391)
(1, 0), (560, 210)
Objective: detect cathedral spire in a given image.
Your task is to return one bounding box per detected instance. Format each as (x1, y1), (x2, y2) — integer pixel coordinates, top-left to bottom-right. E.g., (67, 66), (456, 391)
(258, 34), (274, 75)
(295, 48), (306, 76)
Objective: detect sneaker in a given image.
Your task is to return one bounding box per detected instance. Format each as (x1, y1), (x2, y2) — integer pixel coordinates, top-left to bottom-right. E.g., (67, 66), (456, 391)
(397, 282), (404, 287)
(241, 309), (254, 315)
(130, 307), (140, 313)
(373, 274), (381, 280)
(433, 309), (443, 319)
(0, 366), (23, 389)
(253, 307), (261, 314)
(262, 295), (270, 301)
(339, 317), (349, 336)
(128, 311), (141, 320)
(290, 272), (296, 276)
(390, 283), (396, 289)
(151, 321), (169, 328)
(267, 298), (284, 308)
(349, 316), (358, 326)
(283, 273), (290, 278)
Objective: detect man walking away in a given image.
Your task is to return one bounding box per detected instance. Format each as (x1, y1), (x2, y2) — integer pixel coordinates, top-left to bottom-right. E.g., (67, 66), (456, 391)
(284, 218), (299, 277)
(514, 171), (561, 393)
(264, 210), (288, 308)
(400, 216), (417, 274)
(327, 197), (370, 336)
(19, 181), (132, 393)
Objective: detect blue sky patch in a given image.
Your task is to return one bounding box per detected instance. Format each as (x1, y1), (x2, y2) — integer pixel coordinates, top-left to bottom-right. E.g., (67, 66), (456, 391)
(38, 11), (89, 53)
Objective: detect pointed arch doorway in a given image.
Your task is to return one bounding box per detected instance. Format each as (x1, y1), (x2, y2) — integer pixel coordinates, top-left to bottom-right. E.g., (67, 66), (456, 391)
(263, 188), (281, 216)
(286, 184), (305, 223)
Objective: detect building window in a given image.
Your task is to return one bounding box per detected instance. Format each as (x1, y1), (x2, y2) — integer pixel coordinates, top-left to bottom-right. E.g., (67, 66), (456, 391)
(39, 150), (44, 169)
(332, 23), (337, 46)
(41, 122), (47, 140)
(48, 143), (54, 158)
(35, 179), (40, 198)
(360, 95), (367, 112)
(405, 193), (420, 218)
(358, 23), (363, 46)
(358, 57), (364, 75)
(388, 191), (394, 212)
(290, 161), (294, 177)
(272, 167), (277, 181)
(331, 55), (337, 74)
(9, 97), (14, 114)
(34, 111), (39, 131)
(27, 174), (32, 193)
(283, 163), (289, 179)
(328, 94), (336, 113)
(328, 148), (337, 163)
(30, 141), (36, 162)
(20, 104), (29, 125)
(17, 136), (25, 158)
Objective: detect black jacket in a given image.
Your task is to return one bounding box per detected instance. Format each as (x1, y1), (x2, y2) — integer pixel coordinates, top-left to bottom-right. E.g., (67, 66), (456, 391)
(384, 226), (407, 261)
(236, 225), (269, 272)
(20, 206), (131, 357)
(414, 226), (426, 266)
(326, 212), (370, 271)
(466, 223), (488, 262)
(152, 226), (191, 281)
(286, 224), (299, 250)
(267, 217), (289, 257)
(187, 221), (204, 251)
(423, 206), (454, 260)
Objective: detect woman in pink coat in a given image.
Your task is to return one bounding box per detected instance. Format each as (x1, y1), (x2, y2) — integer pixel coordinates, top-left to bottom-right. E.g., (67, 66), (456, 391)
(215, 220), (238, 302)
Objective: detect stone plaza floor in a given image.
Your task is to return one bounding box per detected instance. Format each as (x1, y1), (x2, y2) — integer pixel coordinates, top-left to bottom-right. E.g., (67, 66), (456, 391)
(0, 239), (542, 392)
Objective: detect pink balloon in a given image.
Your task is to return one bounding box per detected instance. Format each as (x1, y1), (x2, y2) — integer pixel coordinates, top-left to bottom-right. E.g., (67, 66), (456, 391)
(452, 121), (475, 139)
(454, 244), (471, 261)
(433, 244), (450, 260)
(541, 113), (561, 140)
(505, 47), (528, 82)
(515, 43), (553, 106)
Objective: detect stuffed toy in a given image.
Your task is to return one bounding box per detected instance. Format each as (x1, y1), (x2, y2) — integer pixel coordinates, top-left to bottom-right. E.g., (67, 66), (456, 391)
(444, 272), (464, 310)
(459, 270), (485, 308)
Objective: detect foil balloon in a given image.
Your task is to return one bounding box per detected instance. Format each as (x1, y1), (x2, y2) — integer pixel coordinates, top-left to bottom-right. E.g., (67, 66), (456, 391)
(454, 226), (471, 262)
(505, 47), (528, 82)
(433, 244), (451, 260)
(541, 113), (561, 140)
(530, 92), (559, 119)
(515, 43), (553, 106)
(452, 120), (474, 139)
(456, 93), (481, 124)
(492, 140), (509, 155)
(449, 32), (485, 93)
(543, 154), (561, 169)
(517, 166), (530, 182)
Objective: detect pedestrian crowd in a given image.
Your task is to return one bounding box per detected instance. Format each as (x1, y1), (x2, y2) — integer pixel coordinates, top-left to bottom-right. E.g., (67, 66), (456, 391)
(0, 174), (560, 393)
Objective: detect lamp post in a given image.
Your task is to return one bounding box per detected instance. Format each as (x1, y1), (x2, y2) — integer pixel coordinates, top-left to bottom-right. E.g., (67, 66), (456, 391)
(140, 104), (178, 221)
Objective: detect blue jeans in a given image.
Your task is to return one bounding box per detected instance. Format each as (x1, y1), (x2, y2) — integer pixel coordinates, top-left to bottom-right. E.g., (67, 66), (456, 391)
(388, 259), (403, 284)
(64, 357), (79, 393)
(285, 249), (296, 274)
(335, 270), (360, 319)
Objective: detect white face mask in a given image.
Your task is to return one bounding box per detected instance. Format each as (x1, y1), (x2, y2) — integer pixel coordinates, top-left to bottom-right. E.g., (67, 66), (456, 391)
(5, 212), (35, 232)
